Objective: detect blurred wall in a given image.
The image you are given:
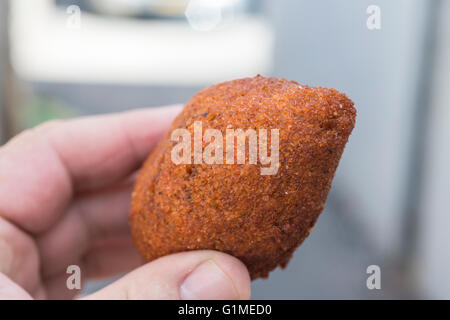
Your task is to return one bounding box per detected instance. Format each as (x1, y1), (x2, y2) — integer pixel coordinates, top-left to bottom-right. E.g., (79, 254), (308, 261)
(250, 0), (435, 299)
(269, 0), (430, 257)
(418, 0), (450, 298)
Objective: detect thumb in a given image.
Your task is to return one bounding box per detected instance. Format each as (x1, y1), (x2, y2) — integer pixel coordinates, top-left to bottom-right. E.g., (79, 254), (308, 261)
(0, 273), (33, 300)
(82, 250), (251, 300)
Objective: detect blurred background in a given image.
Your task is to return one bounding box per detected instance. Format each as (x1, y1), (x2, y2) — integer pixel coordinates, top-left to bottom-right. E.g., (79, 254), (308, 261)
(0, 0), (449, 299)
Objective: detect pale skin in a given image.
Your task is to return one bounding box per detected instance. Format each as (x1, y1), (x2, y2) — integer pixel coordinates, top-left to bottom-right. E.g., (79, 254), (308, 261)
(0, 105), (251, 300)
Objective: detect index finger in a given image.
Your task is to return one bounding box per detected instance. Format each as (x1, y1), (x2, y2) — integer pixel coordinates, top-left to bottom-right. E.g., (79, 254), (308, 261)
(0, 105), (181, 234)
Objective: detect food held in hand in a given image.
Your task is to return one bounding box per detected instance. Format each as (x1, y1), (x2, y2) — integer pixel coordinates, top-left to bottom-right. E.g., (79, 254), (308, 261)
(130, 75), (356, 279)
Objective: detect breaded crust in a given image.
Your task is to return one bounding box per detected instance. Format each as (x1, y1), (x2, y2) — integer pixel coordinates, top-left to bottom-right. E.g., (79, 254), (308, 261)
(130, 75), (356, 279)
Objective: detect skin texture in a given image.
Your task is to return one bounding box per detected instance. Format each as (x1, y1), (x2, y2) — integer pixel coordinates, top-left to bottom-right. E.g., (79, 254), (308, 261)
(130, 75), (356, 279)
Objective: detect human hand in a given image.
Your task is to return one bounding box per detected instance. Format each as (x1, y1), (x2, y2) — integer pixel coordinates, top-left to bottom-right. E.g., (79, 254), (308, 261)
(0, 106), (251, 300)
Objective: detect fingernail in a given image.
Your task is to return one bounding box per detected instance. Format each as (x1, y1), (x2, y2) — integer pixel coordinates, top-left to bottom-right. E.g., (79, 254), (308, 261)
(180, 259), (239, 300)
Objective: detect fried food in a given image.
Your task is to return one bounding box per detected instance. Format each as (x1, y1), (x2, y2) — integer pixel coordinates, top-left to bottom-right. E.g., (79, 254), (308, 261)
(130, 75), (356, 279)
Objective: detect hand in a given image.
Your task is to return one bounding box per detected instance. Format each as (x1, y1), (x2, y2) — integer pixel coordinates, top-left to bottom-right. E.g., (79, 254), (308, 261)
(0, 106), (251, 300)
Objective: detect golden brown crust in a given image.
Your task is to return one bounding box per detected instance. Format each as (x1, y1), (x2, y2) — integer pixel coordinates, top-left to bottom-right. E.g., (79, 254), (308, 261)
(130, 75), (356, 279)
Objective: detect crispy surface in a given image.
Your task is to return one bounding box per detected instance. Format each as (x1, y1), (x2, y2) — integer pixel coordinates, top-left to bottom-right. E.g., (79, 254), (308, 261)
(130, 75), (356, 279)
